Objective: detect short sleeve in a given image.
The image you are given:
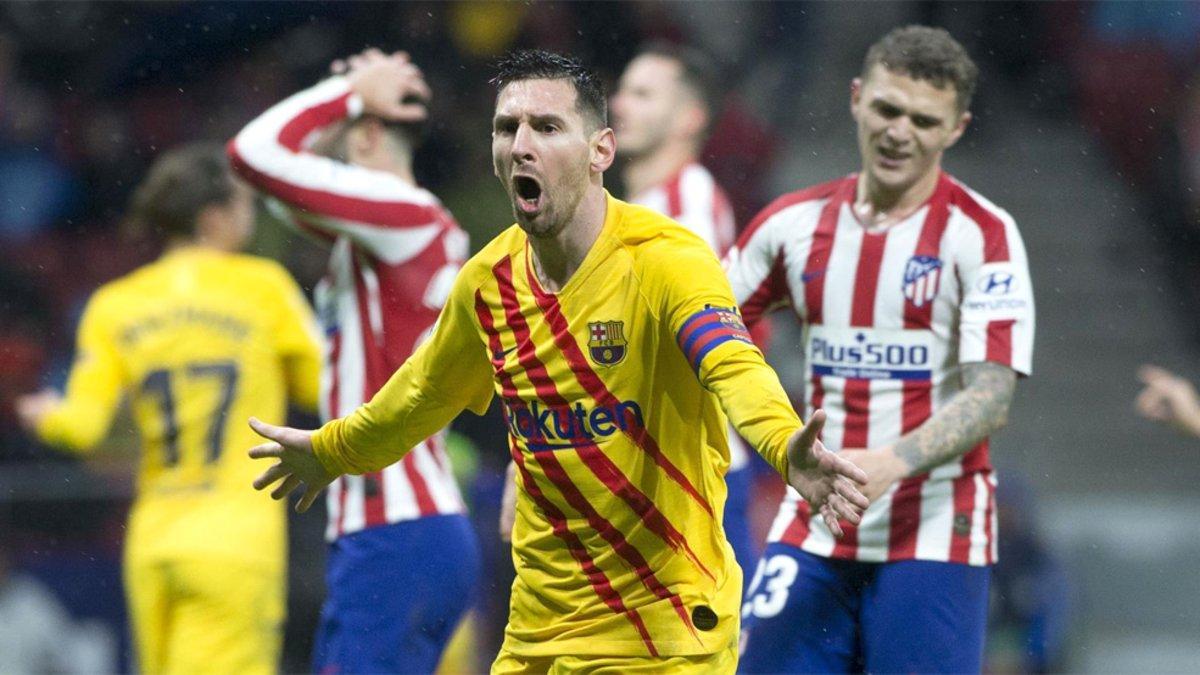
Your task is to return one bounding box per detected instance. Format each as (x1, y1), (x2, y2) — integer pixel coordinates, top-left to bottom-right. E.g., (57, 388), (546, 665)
(955, 212), (1035, 376)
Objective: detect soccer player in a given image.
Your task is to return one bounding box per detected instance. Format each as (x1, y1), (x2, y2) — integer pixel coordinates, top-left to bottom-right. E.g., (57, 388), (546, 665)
(15, 143), (322, 675)
(1136, 364), (1200, 438)
(246, 49), (869, 673)
(227, 50), (479, 673)
(611, 43), (757, 578)
(729, 26), (1035, 673)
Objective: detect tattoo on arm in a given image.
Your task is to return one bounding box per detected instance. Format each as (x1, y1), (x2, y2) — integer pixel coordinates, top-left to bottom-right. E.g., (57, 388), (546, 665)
(892, 362), (1017, 476)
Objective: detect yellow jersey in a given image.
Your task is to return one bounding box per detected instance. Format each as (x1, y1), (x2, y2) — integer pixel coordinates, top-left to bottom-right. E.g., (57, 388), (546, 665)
(313, 193), (800, 657)
(37, 247), (321, 568)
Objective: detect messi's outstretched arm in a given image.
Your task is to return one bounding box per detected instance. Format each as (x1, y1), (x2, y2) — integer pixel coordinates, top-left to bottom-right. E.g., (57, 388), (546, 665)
(249, 271), (493, 511)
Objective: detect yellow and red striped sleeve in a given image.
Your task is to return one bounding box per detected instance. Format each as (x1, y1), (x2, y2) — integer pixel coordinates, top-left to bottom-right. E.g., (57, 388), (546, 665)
(641, 235), (799, 477)
(310, 266), (493, 475)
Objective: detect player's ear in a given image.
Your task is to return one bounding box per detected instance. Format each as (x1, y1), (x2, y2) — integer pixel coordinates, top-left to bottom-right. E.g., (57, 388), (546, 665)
(850, 78), (863, 118)
(590, 126), (616, 174)
(944, 110), (972, 150)
(681, 103), (708, 139)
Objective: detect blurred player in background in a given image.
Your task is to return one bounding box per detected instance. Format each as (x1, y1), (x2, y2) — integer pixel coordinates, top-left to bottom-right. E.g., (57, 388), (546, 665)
(611, 42), (761, 579)
(15, 143), (322, 674)
(1135, 365), (1200, 438)
(245, 49), (868, 674)
(228, 49), (479, 673)
(729, 26), (1035, 673)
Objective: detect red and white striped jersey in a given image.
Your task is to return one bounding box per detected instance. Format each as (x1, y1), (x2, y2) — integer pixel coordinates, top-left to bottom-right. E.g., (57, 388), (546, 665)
(632, 161), (737, 256)
(631, 161), (749, 470)
(725, 172), (1034, 566)
(229, 77), (467, 540)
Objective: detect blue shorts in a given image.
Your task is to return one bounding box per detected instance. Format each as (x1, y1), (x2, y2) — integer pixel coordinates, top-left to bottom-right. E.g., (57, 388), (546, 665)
(739, 544), (990, 674)
(313, 514), (481, 675)
(723, 465), (755, 590)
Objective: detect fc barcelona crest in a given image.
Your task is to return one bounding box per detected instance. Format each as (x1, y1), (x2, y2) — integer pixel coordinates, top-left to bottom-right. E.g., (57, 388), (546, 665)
(902, 255), (943, 308)
(588, 320), (627, 366)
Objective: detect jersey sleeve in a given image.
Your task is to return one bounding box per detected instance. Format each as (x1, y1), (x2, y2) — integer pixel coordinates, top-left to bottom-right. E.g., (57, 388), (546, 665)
(955, 211), (1035, 376)
(227, 77), (446, 265)
(646, 238), (799, 477)
(36, 291), (127, 451)
(267, 265), (323, 413)
(723, 206), (789, 329)
(310, 266), (494, 475)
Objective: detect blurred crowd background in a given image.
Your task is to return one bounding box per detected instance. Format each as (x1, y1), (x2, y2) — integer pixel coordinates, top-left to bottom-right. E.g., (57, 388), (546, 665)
(2, 1), (1199, 673)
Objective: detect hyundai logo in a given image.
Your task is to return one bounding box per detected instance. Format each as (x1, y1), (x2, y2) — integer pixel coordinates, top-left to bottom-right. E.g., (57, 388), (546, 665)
(977, 271), (1015, 295)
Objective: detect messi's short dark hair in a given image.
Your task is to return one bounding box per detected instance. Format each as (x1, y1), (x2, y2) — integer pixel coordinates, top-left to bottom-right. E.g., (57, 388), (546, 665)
(128, 142), (236, 238)
(863, 25), (979, 113)
(492, 49), (607, 129)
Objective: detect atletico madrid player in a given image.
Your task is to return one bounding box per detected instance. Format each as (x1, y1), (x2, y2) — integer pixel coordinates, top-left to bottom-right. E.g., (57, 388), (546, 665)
(246, 49), (868, 674)
(728, 26), (1035, 674)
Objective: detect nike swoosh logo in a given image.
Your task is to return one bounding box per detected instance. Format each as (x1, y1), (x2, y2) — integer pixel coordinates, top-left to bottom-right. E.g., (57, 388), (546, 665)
(801, 268), (826, 283)
(492, 345), (518, 361)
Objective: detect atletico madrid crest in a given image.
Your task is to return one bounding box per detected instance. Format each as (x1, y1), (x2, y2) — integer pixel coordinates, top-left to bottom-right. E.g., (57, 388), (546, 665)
(587, 320), (627, 366)
(902, 255), (943, 308)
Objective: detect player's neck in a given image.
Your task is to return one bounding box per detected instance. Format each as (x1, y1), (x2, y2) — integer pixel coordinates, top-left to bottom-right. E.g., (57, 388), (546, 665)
(528, 186), (607, 293)
(622, 141), (697, 199)
(855, 167), (941, 228)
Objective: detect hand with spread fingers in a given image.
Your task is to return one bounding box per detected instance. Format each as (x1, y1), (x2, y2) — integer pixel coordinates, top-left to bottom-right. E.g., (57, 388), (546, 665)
(248, 417), (336, 512)
(785, 409), (871, 537)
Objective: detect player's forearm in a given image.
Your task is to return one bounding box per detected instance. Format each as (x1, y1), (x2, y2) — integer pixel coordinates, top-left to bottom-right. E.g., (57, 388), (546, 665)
(892, 361), (1017, 476)
(310, 361), (460, 475)
(36, 402), (110, 453)
(704, 347), (799, 478)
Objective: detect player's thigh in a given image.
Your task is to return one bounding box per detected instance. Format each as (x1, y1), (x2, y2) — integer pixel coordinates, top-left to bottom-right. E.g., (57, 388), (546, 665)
(738, 544), (862, 674)
(861, 559), (991, 674)
(162, 559), (284, 675)
(124, 555), (171, 675)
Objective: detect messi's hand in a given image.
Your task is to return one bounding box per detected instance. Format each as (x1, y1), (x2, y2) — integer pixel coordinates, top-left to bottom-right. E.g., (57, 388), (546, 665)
(248, 417), (336, 513)
(785, 409), (870, 537)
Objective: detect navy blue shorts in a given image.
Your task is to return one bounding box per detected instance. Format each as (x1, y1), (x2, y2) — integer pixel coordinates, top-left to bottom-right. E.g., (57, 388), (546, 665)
(313, 514), (481, 675)
(739, 544), (990, 674)
(723, 465), (755, 590)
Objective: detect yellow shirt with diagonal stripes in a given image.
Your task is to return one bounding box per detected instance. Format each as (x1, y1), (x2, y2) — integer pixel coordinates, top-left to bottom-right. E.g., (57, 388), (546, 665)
(36, 247), (322, 568)
(313, 192), (801, 657)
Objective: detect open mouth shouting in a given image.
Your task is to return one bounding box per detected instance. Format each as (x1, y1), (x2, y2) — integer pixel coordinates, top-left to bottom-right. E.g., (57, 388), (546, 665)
(513, 174), (544, 215)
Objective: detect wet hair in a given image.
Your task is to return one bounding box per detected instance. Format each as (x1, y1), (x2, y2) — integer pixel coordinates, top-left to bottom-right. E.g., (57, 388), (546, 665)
(491, 49), (607, 129)
(636, 41), (721, 124)
(862, 25), (979, 113)
(127, 142), (236, 238)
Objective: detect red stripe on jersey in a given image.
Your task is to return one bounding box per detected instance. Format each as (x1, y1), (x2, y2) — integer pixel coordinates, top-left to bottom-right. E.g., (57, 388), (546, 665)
(512, 437), (659, 655)
(401, 453), (437, 517)
(477, 293), (658, 656)
(494, 258), (714, 583)
(889, 174), (953, 560)
(275, 93), (351, 151)
(986, 319), (1015, 366)
(326, 330), (342, 418)
(524, 259), (717, 520)
(362, 470), (386, 528)
(802, 180), (853, 325)
(228, 150), (438, 229)
(831, 230), (888, 557)
(949, 473), (978, 563)
(949, 181), (1010, 263)
(741, 250), (788, 328)
(352, 258), (390, 528)
(961, 440), (990, 474)
(665, 169), (684, 219)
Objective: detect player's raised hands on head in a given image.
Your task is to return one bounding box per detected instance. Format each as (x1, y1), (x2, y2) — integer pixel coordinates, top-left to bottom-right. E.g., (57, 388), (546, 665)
(248, 417), (337, 513)
(340, 48), (431, 123)
(1136, 365), (1200, 438)
(785, 409), (871, 538)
